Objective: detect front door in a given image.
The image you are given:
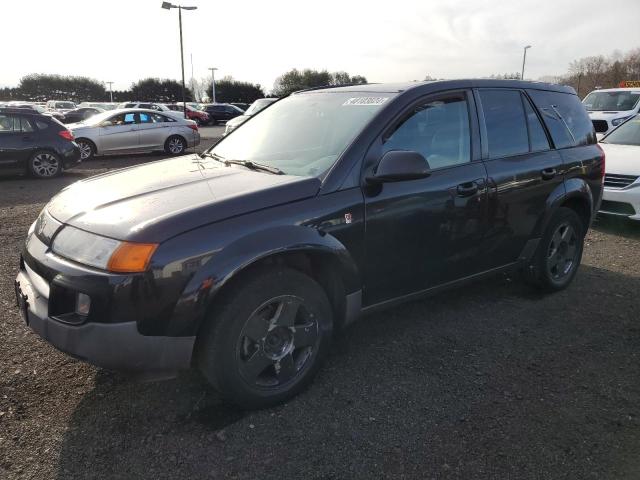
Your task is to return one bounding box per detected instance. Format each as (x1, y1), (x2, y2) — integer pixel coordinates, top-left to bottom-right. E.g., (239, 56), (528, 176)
(363, 90), (488, 306)
(98, 112), (139, 153)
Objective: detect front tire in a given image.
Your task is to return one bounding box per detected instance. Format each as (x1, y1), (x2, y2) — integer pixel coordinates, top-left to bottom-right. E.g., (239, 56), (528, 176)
(198, 267), (333, 409)
(526, 207), (585, 292)
(28, 151), (62, 178)
(76, 138), (95, 161)
(164, 135), (186, 155)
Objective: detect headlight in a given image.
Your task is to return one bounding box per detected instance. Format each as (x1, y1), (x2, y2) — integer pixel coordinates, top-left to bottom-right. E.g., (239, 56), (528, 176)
(52, 226), (157, 273)
(612, 116), (631, 127)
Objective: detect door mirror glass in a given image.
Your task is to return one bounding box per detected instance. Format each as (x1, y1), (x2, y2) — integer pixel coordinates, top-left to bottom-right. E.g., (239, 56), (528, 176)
(367, 150), (431, 183)
(100, 120), (114, 127)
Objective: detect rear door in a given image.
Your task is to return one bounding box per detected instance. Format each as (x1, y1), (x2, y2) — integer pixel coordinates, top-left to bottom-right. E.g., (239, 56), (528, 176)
(363, 90), (488, 305)
(475, 88), (562, 269)
(137, 112), (172, 150)
(98, 112), (139, 153)
(0, 113), (23, 171)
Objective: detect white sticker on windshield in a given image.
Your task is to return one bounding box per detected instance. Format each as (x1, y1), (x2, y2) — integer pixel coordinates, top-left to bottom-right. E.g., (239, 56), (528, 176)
(343, 97), (389, 106)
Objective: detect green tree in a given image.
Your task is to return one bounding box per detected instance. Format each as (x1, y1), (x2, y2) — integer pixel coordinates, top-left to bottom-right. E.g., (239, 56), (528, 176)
(130, 78), (192, 102)
(272, 69), (367, 97)
(17, 74), (106, 102)
(207, 77), (265, 103)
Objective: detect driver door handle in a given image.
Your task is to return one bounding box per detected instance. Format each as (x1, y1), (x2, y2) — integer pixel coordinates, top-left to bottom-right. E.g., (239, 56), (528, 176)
(541, 168), (557, 180)
(457, 181), (479, 197)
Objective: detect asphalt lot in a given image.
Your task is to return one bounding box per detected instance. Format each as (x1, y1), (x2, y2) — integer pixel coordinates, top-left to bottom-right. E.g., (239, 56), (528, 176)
(1, 142), (640, 479)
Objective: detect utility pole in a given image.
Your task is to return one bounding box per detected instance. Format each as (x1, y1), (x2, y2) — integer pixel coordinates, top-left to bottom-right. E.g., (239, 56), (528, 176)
(521, 45), (531, 80)
(162, 2), (197, 119)
(106, 81), (114, 103)
(208, 67), (218, 103)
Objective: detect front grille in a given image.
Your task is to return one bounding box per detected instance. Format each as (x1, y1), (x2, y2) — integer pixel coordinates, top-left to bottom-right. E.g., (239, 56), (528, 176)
(592, 120), (608, 133)
(604, 173), (638, 189)
(600, 200), (636, 216)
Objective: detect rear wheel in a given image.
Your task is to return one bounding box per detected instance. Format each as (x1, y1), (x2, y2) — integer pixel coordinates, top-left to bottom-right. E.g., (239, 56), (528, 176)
(198, 267), (333, 409)
(28, 151), (62, 178)
(76, 138), (95, 161)
(525, 207), (585, 292)
(164, 135), (186, 155)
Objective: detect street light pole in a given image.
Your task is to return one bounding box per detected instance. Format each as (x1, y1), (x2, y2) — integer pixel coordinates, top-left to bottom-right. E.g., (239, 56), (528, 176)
(106, 81), (114, 103)
(208, 67), (218, 103)
(521, 45), (531, 81)
(162, 2), (197, 119)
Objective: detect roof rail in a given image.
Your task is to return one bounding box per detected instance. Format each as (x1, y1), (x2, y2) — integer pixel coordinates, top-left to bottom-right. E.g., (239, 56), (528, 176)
(292, 83), (375, 94)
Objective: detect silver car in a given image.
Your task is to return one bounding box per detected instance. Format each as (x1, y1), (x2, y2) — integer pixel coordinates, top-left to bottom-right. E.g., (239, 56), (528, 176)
(69, 109), (200, 160)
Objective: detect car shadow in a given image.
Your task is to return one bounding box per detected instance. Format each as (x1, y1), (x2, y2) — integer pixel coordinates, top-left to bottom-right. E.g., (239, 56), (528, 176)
(55, 265), (640, 479)
(593, 214), (640, 240)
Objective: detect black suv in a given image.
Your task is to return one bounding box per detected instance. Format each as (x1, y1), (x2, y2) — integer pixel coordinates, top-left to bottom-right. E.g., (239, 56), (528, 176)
(0, 109), (81, 178)
(201, 103), (244, 124)
(15, 80), (603, 408)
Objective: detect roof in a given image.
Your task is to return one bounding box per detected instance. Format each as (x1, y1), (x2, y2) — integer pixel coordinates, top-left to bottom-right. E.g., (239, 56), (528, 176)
(294, 79), (576, 95)
(585, 87), (640, 93)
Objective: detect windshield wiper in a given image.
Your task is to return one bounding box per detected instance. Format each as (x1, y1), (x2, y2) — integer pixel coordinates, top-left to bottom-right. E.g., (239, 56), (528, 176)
(200, 151), (226, 163)
(224, 159), (284, 175)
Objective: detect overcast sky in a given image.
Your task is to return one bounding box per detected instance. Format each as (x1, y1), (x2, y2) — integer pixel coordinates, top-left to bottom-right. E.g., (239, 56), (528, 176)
(3, 0), (639, 93)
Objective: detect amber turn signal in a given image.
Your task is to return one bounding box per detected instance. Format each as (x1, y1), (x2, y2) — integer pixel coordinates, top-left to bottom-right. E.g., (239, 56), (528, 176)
(107, 242), (158, 273)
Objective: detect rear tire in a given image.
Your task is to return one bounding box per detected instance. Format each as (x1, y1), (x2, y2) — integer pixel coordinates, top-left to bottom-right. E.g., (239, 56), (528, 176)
(525, 207), (585, 292)
(28, 151), (62, 178)
(164, 135), (186, 155)
(198, 267), (333, 409)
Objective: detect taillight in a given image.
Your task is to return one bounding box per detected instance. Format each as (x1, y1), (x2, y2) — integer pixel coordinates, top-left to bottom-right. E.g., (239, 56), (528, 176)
(58, 129), (74, 141)
(188, 124), (198, 131)
(596, 143), (605, 178)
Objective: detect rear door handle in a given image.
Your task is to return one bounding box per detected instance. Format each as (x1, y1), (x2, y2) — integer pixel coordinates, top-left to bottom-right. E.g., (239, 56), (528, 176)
(541, 168), (557, 180)
(457, 181), (479, 197)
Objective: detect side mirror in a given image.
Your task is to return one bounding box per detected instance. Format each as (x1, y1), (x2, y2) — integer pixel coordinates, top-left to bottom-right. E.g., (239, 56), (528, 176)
(100, 121), (113, 127)
(366, 150), (431, 184)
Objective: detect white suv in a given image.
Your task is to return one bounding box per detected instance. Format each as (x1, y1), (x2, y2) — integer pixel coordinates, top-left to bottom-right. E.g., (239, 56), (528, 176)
(583, 88), (640, 137)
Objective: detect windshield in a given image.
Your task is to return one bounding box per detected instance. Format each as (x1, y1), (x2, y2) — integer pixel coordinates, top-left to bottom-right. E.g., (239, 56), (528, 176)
(79, 110), (117, 126)
(583, 91), (640, 111)
(210, 92), (391, 177)
(602, 115), (640, 146)
(245, 98), (277, 116)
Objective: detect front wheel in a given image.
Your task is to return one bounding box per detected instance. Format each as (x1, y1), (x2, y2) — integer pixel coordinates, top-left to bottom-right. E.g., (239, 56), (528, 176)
(198, 268), (333, 409)
(164, 135), (186, 155)
(525, 207), (585, 292)
(76, 139), (95, 161)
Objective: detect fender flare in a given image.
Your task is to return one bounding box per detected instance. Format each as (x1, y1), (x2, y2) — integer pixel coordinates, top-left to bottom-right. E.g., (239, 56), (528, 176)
(171, 225), (361, 336)
(535, 177), (593, 238)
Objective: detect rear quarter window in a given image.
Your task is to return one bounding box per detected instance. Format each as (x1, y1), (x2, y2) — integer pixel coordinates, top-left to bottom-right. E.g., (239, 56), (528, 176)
(527, 90), (596, 148)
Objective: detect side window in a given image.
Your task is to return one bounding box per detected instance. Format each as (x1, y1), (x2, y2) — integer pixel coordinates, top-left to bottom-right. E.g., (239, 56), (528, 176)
(20, 117), (35, 133)
(383, 93), (471, 169)
(527, 90), (596, 148)
(138, 112), (152, 123)
(150, 113), (165, 123)
(479, 89), (529, 158)
(109, 113), (136, 125)
(522, 95), (550, 152)
(0, 114), (16, 132)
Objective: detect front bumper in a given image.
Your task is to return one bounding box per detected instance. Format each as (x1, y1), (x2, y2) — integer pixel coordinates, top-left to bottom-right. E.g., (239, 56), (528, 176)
(15, 251), (195, 373)
(600, 185), (640, 220)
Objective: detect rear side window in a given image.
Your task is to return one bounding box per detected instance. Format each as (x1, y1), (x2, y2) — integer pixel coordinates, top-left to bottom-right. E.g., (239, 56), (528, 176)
(522, 96), (550, 152)
(479, 89), (529, 158)
(20, 117), (35, 133)
(527, 90), (596, 148)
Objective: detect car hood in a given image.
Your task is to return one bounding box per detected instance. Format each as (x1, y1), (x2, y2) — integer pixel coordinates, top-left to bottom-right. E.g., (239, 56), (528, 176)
(46, 154), (321, 243)
(600, 143), (640, 176)
(226, 115), (250, 127)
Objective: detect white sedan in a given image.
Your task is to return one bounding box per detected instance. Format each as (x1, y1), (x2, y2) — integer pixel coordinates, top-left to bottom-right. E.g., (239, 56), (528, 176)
(599, 115), (640, 221)
(69, 109), (200, 160)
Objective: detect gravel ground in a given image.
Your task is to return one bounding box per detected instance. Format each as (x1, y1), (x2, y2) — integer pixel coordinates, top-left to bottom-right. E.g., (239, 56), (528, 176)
(1, 152), (639, 479)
